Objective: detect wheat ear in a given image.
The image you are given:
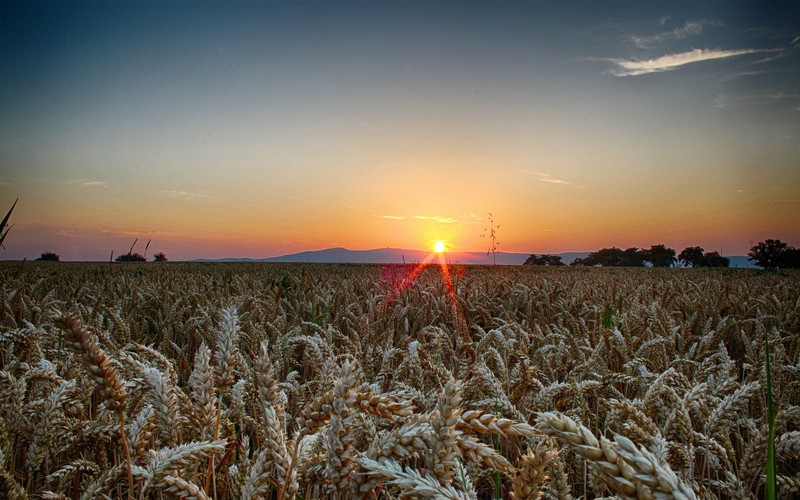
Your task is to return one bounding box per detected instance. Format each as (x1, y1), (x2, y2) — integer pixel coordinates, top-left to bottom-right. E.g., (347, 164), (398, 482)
(511, 441), (558, 499)
(54, 312), (133, 498)
(536, 411), (697, 499)
(161, 473), (211, 500)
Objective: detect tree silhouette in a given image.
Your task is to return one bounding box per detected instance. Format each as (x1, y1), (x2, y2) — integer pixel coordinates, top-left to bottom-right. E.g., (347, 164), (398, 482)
(572, 247), (628, 266)
(36, 251), (60, 261)
(678, 246), (705, 268)
(153, 252), (168, 262)
(702, 251), (730, 268)
(620, 247), (648, 267)
(524, 254), (564, 266)
(591, 247), (623, 266)
(749, 239), (799, 269)
(647, 244), (676, 268)
(571, 245), (676, 267)
(781, 248), (800, 268)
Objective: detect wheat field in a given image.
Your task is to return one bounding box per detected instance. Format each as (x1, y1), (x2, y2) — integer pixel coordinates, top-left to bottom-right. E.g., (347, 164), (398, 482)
(0, 262), (797, 499)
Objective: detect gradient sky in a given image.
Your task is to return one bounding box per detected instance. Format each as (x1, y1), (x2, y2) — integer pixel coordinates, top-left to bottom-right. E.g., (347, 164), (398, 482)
(1, 1), (799, 260)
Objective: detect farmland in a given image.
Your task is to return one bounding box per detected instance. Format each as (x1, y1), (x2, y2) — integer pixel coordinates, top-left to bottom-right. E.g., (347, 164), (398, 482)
(0, 262), (798, 498)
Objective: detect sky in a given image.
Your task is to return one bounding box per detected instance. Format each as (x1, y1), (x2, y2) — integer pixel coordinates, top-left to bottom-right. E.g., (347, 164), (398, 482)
(1, 0), (799, 260)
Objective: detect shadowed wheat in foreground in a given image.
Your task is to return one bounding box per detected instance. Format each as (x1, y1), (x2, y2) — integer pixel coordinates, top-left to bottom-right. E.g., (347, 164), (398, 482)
(0, 262), (797, 498)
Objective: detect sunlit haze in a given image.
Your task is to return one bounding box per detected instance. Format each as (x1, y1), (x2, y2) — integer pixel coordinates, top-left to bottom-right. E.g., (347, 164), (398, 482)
(1, 1), (798, 260)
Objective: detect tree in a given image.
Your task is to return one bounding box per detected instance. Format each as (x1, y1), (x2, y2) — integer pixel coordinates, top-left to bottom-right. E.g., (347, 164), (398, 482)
(748, 239), (793, 269)
(572, 247), (623, 266)
(116, 253), (146, 262)
(620, 247), (648, 267)
(702, 251), (730, 268)
(647, 244), (676, 268)
(524, 254), (564, 266)
(781, 248), (800, 269)
(153, 252), (168, 262)
(678, 246), (705, 268)
(589, 247), (621, 266)
(570, 247), (645, 267)
(36, 251), (60, 261)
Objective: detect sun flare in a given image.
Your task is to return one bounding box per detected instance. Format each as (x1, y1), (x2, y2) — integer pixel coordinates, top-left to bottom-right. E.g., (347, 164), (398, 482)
(433, 240), (446, 253)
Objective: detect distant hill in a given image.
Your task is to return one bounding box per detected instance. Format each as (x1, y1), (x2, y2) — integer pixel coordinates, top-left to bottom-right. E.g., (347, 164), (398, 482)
(260, 247), (537, 265)
(727, 255), (756, 268)
(199, 247), (546, 265)
(196, 247), (757, 267)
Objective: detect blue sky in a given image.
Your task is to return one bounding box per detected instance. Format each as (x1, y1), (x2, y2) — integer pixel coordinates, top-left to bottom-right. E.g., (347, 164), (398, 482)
(1, 1), (798, 260)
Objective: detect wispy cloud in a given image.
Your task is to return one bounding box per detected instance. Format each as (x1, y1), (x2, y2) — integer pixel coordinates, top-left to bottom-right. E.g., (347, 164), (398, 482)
(412, 215), (458, 223)
(381, 215), (455, 223)
(100, 228), (184, 238)
(163, 189), (221, 202)
(630, 20), (717, 48)
(68, 179), (109, 188)
(380, 213), (482, 224)
(522, 170), (577, 186)
(714, 92), (800, 109)
(533, 172), (571, 185)
(609, 48), (772, 76)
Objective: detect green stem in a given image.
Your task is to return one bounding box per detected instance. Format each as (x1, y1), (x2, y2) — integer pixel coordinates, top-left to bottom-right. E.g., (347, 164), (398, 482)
(765, 327), (776, 500)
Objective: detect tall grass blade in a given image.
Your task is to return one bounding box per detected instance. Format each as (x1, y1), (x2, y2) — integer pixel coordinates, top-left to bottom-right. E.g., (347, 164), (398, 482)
(0, 197), (18, 247)
(765, 327), (776, 500)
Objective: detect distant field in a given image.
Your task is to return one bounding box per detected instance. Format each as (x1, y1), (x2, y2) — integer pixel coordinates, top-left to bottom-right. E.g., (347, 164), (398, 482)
(1, 262), (797, 498)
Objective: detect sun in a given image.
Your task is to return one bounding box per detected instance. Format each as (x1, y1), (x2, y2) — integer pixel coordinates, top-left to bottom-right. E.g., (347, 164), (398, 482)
(433, 240), (446, 253)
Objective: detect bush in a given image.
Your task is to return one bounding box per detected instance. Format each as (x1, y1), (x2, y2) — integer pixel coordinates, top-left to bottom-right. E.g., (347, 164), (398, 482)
(116, 253), (146, 262)
(36, 251), (60, 262)
(153, 252), (168, 262)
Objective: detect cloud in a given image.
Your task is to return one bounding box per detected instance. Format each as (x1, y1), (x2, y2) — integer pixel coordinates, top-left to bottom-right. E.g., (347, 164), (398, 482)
(525, 171), (574, 186)
(609, 48), (771, 76)
(631, 21), (714, 48)
(68, 179), (109, 188)
(380, 214), (482, 224)
(99, 228), (184, 238)
(163, 189), (220, 202)
(714, 92), (800, 108)
(412, 215), (458, 223)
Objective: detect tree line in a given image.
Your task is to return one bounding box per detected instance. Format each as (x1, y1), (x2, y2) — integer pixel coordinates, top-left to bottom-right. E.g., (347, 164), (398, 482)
(525, 239), (800, 269)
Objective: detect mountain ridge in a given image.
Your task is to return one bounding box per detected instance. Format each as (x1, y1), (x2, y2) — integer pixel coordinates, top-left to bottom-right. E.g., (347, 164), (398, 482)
(194, 247), (756, 267)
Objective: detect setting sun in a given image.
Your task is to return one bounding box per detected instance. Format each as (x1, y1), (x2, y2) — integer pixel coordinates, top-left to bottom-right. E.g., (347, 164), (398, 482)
(433, 241), (446, 253)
